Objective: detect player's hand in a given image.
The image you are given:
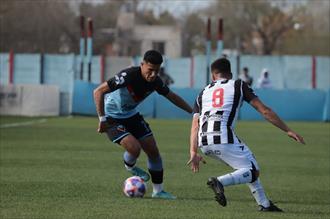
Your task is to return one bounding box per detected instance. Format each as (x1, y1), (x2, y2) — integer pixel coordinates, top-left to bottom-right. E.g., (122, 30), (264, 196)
(186, 154), (206, 173)
(287, 131), (305, 144)
(97, 121), (108, 133)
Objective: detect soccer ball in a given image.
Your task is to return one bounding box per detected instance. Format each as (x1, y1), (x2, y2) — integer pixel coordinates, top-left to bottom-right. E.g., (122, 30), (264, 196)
(123, 176), (147, 198)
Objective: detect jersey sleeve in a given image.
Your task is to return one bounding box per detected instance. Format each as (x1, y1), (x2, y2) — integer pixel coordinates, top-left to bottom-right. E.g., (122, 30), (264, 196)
(242, 81), (257, 102)
(193, 91), (203, 114)
(107, 70), (130, 92)
(154, 77), (170, 96)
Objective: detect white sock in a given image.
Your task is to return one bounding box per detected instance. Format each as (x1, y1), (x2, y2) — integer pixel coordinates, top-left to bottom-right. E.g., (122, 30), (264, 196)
(152, 183), (163, 194)
(247, 179), (270, 207)
(125, 164), (134, 171)
(217, 168), (252, 186)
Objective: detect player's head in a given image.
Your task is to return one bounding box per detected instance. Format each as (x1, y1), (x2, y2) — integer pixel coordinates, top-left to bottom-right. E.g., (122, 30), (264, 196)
(243, 67), (249, 73)
(141, 50), (163, 82)
(211, 58), (233, 80)
(261, 68), (269, 78)
(143, 50), (163, 65)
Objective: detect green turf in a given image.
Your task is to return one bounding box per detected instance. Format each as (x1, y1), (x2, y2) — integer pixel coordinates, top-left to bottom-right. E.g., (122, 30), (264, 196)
(0, 116), (329, 219)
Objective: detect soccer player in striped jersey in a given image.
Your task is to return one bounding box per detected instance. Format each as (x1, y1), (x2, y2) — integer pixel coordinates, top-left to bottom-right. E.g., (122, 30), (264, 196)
(187, 58), (305, 211)
(94, 50), (192, 199)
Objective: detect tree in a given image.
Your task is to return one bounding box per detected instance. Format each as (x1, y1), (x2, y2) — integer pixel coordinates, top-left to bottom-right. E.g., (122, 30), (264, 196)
(157, 11), (177, 25)
(1, 0), (78, 53)
(181, 13), (205, 56)
(135, 9), (176, 25)
(242, 2), (299, 55)
(79, 1), (177, 55)
(200, 0), (302, 55)
(78, 1), (124, 54)
(278, 0), (330, 56)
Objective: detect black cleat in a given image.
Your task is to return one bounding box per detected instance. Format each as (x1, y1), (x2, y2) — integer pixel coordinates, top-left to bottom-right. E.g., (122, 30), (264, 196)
(259, 201), (283, 212)
(207, 177), (227, 206)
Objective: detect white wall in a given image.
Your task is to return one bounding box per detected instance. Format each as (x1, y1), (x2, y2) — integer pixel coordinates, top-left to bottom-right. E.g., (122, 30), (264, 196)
(134, 25), (182, 58)
(0, 84), (60, 116)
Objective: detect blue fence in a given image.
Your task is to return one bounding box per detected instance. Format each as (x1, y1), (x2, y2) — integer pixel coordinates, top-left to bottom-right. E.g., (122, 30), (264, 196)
(316, 57), (330, 90)
(72, 80), (330, 121)
(43, 54), (75, 93)
(15, 54), (42, 84)
(72, 80), (97, 115)
(240, 89), (327, 121)
(1, 53), (329, 90)
(323, 89), (330, 121)
(1, 53), (329, 120)
(0, 54), (9, 84)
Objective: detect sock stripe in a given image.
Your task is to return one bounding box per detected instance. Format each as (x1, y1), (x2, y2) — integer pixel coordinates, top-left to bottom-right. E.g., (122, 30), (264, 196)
(148, 169), (163, 184)
(124, 160), (135, 167)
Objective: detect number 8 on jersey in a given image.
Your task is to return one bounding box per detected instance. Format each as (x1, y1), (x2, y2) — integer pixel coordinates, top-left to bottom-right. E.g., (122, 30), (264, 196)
(212, 88), (224, 108)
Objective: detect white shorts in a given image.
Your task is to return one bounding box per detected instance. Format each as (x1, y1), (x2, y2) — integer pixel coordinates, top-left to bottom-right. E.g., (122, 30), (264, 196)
(199, 143), (259, 170)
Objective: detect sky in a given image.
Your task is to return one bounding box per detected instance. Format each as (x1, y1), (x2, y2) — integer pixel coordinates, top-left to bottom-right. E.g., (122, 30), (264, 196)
(137, 0), (214, 17)
(73, 0), (214, 17)
(72, 0), (312, 17)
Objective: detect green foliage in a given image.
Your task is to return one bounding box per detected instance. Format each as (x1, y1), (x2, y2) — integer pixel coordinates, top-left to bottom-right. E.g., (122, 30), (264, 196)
(181, 13), (205, 56)
(0, 117), (329, 219)
(198, 0), (329, 55)
(1, 0), (328, 56)
(1, 1), (79, 53)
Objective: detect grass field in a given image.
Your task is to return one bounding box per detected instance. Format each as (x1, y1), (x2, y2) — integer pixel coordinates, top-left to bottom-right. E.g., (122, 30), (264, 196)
(0, 116), (329, 219)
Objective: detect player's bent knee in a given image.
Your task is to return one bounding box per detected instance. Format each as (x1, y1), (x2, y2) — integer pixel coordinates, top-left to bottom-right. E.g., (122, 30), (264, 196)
(131, 148), (141, 157)
(120, 135), (141, 157)
(121, 141), (141, 157)
(250, 169), (259, 183)
(128, 144), (142, 157)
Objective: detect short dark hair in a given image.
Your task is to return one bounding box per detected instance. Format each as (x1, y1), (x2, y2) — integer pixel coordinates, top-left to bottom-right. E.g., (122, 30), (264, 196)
(211, 58), (231, 74)
(243, 67), (248, 72)
(143, 50), (163, 65)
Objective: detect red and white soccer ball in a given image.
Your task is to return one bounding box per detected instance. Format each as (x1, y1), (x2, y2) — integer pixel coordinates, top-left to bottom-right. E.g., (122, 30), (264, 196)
(123, 176), (147, 198)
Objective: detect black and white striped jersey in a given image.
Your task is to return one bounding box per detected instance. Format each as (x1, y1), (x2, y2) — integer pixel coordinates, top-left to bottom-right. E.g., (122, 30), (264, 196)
(193, 79), (257, 146)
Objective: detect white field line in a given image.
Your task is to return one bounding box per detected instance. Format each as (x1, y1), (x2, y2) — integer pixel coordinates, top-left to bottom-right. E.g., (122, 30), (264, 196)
(0, 119), (47, 128)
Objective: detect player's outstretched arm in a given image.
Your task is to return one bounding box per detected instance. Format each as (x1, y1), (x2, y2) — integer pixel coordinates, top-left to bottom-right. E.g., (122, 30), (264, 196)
(250, 97), (305, 144)
(93, 82), (111, 133)
(165, 91), (193, 114)
(187, 114), (206, 172)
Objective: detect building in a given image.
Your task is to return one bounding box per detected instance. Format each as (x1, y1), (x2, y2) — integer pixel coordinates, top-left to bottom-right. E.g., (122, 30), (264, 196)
(132, 25), (181, 57)
(108, 8), (182, 57)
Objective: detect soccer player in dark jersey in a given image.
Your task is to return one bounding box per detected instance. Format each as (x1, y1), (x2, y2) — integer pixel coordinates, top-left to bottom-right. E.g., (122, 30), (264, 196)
(94, 50), (192, 199)
(187, 58), (305, 211)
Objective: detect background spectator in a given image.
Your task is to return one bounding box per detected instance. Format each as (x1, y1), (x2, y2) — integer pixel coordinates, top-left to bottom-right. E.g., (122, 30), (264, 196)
(159, 67), (174, 86)
(257, 68), (272, 88)
(239, 67), (253, 87)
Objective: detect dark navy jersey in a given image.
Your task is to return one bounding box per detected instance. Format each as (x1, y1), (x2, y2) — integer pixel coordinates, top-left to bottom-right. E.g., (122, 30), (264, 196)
(104, 66), (170, 118)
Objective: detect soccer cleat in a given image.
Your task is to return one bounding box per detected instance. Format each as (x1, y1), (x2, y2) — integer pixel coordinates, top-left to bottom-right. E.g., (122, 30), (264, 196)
(128, 166), (150, 182)
(207, 177), (227, 206)
(151, 191), (177, 200)
(259, 201), (283, 212)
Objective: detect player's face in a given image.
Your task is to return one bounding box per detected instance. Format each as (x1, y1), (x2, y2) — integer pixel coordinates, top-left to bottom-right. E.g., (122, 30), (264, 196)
(140, 61), (160, 82)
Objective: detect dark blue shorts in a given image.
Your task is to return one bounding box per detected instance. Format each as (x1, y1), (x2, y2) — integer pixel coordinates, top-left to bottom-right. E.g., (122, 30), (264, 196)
(105, 113), (153, 144)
